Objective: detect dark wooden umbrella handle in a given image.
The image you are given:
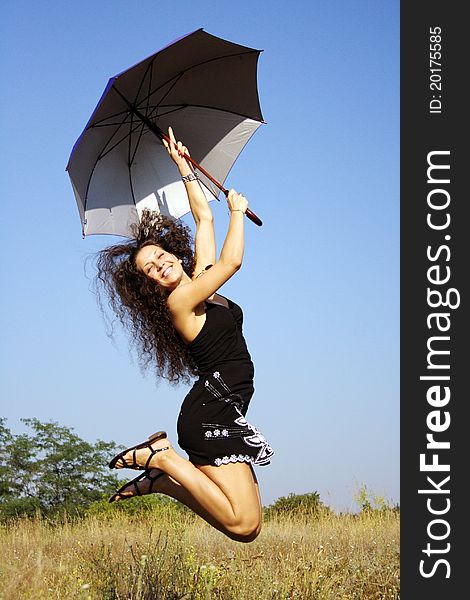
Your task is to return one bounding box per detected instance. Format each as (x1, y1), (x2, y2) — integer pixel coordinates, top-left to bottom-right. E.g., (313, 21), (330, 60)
(115, 92), (263, 227)
(114, 91), (263, 227)
(113, 88), (263, 226)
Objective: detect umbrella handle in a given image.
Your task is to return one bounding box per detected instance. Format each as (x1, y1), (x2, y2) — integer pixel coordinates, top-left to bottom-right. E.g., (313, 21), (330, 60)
(111, 89), (263, 227)
(223, 191), (263, 227)
(160, 132), (263, 227)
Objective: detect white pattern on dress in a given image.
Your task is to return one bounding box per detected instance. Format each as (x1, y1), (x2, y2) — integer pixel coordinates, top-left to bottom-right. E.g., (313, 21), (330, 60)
(214, 454), (253, 466)
(213, 371), (231, 393)
(202, 371), (274, 467)
(204, 372), (243, 407)
(204, 380), (221, 398)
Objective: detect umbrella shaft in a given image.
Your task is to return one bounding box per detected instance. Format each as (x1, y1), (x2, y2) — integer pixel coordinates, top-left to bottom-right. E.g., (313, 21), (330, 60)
(112, 85), (262, 226)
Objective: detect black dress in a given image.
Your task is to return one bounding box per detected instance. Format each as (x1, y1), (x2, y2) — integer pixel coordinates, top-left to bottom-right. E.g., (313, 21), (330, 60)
(177, 297), (274, 467)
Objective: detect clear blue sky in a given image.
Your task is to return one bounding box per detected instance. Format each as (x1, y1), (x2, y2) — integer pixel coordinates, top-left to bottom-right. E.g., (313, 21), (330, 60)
(0, 0), (399, 511)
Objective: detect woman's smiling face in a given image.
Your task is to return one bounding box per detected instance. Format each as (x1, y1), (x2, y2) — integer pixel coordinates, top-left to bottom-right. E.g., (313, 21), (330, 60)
(135, 244), (183, 290)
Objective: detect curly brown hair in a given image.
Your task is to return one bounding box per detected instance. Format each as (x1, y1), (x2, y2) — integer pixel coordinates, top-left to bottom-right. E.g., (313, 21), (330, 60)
(94, 210), (198, 385)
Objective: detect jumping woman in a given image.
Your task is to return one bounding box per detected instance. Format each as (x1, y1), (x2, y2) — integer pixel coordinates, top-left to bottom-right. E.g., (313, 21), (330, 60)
(96, 127), (273, 543)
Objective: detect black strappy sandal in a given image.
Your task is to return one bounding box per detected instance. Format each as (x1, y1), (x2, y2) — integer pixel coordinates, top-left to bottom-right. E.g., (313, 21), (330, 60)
(109, 470), (165, 503)
(108, 430), (169, 470)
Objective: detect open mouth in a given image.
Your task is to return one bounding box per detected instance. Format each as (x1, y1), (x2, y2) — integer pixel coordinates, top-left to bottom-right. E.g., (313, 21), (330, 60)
(162, 266), (173, 278)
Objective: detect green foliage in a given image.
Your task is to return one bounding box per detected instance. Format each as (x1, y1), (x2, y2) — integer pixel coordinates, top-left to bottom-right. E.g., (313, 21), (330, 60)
(354, 483), (399, 515)
(264, 491), (326, 520)
(0, 417), (123, 521)
(87, 492), (192, 520)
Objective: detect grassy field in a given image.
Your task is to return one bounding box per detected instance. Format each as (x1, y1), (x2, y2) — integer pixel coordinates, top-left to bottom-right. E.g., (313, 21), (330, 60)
(0, 502), (399, 599)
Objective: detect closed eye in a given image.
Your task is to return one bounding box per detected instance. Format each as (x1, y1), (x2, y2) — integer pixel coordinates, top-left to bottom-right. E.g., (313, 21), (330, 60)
(143, 249), (164, 275)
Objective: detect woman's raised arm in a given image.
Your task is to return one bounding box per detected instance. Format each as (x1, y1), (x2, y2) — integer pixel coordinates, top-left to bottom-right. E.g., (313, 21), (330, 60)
(168, 190), (248, 317)
(163, 127), (216, 276)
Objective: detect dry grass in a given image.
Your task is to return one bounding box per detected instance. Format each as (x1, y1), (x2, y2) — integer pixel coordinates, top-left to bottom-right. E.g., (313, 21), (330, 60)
(0, 507), (399, 599)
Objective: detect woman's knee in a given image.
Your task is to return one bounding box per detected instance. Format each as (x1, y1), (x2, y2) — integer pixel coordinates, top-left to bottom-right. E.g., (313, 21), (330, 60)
(227, 515), (262, 541)
(229, 525), (261, 543)
(240, 522), (262, 543)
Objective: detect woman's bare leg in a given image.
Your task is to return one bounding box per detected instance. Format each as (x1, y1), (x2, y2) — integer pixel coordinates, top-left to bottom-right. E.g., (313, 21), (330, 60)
(115, 466), (261, 542)
(114, 438), (262, 541)
(196, 463), (263, 539)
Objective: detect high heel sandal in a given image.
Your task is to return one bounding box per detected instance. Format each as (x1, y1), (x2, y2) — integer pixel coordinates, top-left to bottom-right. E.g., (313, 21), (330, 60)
(108, 430), (169, 470)
(109, 470), (165, 503)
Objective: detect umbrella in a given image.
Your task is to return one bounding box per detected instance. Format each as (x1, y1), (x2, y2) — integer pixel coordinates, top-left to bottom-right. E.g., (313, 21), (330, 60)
(66, 28), (265, 237)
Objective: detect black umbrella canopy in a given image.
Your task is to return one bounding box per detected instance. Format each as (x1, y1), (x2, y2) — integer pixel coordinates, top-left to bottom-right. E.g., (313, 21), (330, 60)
(67, 29), (265, 236)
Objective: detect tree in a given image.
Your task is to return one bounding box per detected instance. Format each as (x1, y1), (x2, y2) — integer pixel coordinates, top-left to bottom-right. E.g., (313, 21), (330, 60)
(264, 491), (327, 520)
(0, 417), (122, 519)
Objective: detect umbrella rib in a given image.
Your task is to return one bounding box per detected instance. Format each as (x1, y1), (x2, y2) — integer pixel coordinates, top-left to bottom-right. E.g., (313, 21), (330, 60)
(143, 59), (154, 117)
(92, 122), (134, 128)
(98, 120), (147, 161)
(155, 103), (264, 123)
(142, 105), (185, 122)
(129, 110), (147, 168)
(127, 110), (135, 168)
(128, 167), (138, 209)
(127, 61), (155, 170)
(129, 70), (185, 113)
(131, 59), (154, 108)
(129, 123), (146, 167)
(133, 50), (261, 115)
(127, 66), (157, 213)
(83, 111), (133, 208)
(150, 72), (184, 116)
(83, 112), (145, 209)
(91, 109), (130, 128)
(92, 110), (135, 160)
(127, 112), (138, 210)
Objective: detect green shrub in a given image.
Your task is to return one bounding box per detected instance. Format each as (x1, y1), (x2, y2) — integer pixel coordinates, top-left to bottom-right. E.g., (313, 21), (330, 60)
(264, 491), (327, 520)
(86, 493), (192, 520)
(0, 496), (42, 521)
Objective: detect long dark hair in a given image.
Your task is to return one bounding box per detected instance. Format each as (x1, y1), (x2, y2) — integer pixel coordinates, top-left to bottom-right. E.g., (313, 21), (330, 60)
(94, 210), (197, 385)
